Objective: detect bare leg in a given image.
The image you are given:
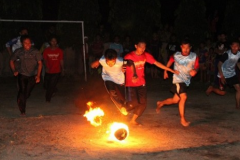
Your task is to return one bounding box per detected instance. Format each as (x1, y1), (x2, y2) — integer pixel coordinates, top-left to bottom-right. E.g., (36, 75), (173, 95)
(234, 84), (240, 109)
(130, 114), (141, 126)
(206, 86), (226, 96)
(178, 93), (190, 127)
(156, 94), (179, 113)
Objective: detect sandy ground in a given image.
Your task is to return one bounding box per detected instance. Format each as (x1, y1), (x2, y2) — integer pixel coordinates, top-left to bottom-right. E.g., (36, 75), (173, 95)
(1, 74), (240, 160)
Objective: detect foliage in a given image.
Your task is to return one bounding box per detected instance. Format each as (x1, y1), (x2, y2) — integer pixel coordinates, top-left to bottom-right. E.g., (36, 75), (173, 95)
(174, 0), (208, 45)
(0, 0), (42, 50)
(108, 0), (161, 41)
(58, 0), (101, 48)
(223, 0), (240, 38)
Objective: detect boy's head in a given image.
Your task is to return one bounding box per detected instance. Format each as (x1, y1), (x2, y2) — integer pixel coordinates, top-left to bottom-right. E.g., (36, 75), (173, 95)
(49, 35), (58, 47)
(180, 39), (192, 56)
(230, 39), (240, 54)
(134, 39), (146, 55)
(104, 49), (117, 67)
(20, 35), (32, 50)
(19, 27), (28, 36)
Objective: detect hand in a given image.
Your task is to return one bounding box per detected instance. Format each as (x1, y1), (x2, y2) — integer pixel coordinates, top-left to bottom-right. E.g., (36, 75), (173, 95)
(174, 70), (179, 75)
(132, 76), (139, 83)
(91, 61), (99, 68)
(122, 66), (126, 73)
(220, 76), (226, 85)
(35, 76), (40, 83)
(164, 71), (168, 79)
(13, 71), (19, 76)
(189, 69), (197, 77)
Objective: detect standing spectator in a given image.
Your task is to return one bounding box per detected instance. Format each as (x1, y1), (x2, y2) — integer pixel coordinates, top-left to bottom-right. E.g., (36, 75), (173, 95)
(90, 34), (104, 74)
(124, 39), (177, 126)
(156, 39), (199, 127)
(9, 35), (42, 116)
(90, 34), (104, 60)
(43, 35), (64, 102)
(109, 35), (124, 57)
(149, 33), (162, 78)
(122, 35), (134, 57)
(196, 41), (208, 82)
(166, 34), (180, 58)
(6, 27), (29, 55)
(206, 47), (216, 83)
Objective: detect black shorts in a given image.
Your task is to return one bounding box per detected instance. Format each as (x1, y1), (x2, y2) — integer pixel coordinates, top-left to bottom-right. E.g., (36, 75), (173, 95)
(218, 75), (239, 90)
(170, 83), (187, 95)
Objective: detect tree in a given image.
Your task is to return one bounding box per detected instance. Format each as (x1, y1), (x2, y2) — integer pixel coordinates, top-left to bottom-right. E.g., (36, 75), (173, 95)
(108, 0), (161, 41)
(58, 0), (101, 48)
(223, 0), (240, 38)
(0, 0), (42, 50)
(174, 0), (208, 45)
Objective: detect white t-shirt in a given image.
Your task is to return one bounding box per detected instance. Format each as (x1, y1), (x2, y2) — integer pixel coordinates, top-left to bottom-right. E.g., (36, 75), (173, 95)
(99, 56), (125, 84)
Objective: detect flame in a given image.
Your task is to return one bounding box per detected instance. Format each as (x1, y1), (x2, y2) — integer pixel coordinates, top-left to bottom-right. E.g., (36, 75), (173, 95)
(83, 107), (104, 127)
(109, 122), (129, 141)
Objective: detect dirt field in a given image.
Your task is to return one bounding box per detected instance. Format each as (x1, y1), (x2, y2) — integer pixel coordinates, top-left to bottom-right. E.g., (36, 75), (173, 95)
(1, 74), (240, 160)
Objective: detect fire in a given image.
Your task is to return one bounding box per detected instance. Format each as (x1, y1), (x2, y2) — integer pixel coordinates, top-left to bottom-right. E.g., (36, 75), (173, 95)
(109, 122), (129, 141)
(83, 107), (104, 127)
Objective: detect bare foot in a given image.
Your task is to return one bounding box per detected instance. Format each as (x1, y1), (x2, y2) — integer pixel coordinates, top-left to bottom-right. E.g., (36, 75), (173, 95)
(206, 86), (213, 96)
(120, 107), (128, 115)
(181, 119), (190, 127)
(156, 101), (163, 114)
(130, 121), (142, 126)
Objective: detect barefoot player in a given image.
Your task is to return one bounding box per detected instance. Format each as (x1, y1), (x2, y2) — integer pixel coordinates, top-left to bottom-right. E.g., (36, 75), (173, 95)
(156, 39), (199, 127)
(124, 39), (178, 126)
(206, 40), (240, 109)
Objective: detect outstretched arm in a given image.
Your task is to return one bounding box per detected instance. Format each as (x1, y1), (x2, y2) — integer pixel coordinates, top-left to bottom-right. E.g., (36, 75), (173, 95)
(154, 61), (176, 74)
(91, 60), (100, 68)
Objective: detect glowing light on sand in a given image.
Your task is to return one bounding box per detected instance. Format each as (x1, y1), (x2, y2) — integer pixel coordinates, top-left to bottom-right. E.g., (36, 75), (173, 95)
(83, 107), (104, 127)
(109, 122), (129, 141)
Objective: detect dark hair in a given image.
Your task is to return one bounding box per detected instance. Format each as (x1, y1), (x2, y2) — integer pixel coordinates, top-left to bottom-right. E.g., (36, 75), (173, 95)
(48, 34), (59, 43)
(104, 49), (117, 60)
(181, 38), (191, 46)
(20, 35), (31, 43)
(18, 27), (28, 33)
(134, 38), (147, 45)
(230, 39), (240, 45)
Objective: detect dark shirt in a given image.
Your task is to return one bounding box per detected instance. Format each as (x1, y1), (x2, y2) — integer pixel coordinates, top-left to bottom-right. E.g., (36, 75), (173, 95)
(11, 47), (42, 76)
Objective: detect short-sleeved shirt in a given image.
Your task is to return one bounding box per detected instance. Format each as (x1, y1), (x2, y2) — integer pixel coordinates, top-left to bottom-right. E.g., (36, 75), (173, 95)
(99, 56), (125, 84)
(43, 47), (63, 74)
(170, 52), (199, 86)
(124, 51), (156, 87)
(218, 50), (240, 78)
(11, 48), (42, 76)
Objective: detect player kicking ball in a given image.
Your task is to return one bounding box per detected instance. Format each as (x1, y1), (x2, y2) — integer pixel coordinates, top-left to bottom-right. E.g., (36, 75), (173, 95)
(91, 49), (136, 115)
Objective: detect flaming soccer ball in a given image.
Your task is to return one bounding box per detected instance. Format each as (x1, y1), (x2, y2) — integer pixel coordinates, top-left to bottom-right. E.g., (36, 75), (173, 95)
(109, 122), (129, 141)
(83, 107), (104, 127)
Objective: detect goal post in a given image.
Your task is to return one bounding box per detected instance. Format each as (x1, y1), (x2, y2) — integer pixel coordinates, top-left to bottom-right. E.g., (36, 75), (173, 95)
(0, 19), (87, 81)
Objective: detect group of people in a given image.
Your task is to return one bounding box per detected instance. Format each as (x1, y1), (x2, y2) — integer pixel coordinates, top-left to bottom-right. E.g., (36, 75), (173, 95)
(91, 31), (240, 127)
(92, 38), (199, 127)
(6, 27), (64, 116)
(5, 26), (240, 128)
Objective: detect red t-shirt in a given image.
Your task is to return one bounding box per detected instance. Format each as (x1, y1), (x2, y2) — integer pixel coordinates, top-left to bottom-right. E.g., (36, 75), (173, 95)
(124, 51), (156, 87)
(43, 47), (63, 73)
